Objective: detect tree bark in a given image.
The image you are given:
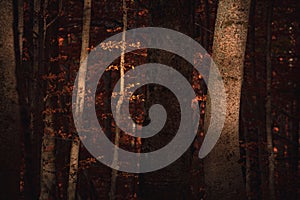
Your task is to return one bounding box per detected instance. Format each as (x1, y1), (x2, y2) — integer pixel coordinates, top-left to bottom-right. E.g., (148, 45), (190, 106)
(0, 0), (21, 199)
(18, 0), (24, 62)
(67, 0), (92, 199)
(203, 0), (251, 199)
(265, 0), (275, 199)
(139, 0), (194, 199)
(19, 0), (42, 198)
(109, 0), (127, 199)
(40, 0), (58, 199)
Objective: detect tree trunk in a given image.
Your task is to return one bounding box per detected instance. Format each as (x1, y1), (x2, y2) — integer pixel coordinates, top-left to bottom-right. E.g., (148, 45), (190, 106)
(19, 0), (42, 198)
(203, 0), (251, 199)
(0, 1), (22, 199)
(139, 0), (194, 199)
(109, 0), (127, 199)
(40, 0), (58, 199)
(250, 0), (269, 198)
(240, 0), (264, 198)
(18, 0), (23, 62)
(265, 0), (275, 199)
(67, 0), (92, 199)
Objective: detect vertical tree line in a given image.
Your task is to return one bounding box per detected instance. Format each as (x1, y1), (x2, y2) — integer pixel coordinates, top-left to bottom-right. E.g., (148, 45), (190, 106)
(0, 0), (299, 199)
(68, 0), (92, 199)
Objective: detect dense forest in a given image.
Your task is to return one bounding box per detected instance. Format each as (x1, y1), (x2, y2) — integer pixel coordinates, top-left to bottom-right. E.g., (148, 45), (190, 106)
(0, 0), (299, 199)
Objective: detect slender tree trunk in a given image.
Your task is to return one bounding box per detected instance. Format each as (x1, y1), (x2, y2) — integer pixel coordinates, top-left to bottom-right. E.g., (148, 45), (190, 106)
(13, 0), (31, 198)
(203, 0), (210, 50)
(241, 2), (255, 197)
(251, 0), (269, 198)
(241, 0), (263, 198)
(265, 0), (275, 199)
(19, 0), (41, 198)
(13, 0), (27, 198)
(40, 107), (56, 200)
(18, 0), (23, 62)
(139, 1), (194, 199)
(28, 0), (44, 197)
(40, 0), (58, 199)
(203, 0), (251, 199)
(292, 5), (300, 198)
(240, 100), (251, 198)
(289, 97), (299, 200)
(67, 0), (92, 199)
(0, 1), (22, 199)
(109, 1), (127, 199)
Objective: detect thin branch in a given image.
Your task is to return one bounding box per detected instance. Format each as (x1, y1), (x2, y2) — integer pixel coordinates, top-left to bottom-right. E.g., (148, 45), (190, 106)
(194, 23), (213, 33)
(46, 0), (63, 29)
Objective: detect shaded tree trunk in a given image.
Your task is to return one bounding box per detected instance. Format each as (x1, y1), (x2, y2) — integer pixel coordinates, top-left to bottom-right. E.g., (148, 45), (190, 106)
(40, 0), (58, 199)
(240, 0), (264, 198)
(250, 0), (269, 198)
(68, 0), (92, 199)
(139, 0), (194, 199)
(203, 0), (251, 199)
(265, 0), (275, 199)
(18, 0), (43, 197)
(0, 0), (21, 199)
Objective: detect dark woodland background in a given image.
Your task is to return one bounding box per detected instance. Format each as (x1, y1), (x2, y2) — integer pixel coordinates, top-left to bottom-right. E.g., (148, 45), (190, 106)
(0, 0), (299, 199)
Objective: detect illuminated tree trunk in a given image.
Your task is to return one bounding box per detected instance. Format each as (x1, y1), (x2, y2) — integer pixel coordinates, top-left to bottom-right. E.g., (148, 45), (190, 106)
(203, 0), (251, 199)
(109, 0), (127, 199)
(40, 98), (56, 200)
(265, 0), (275, 199)
(40, 0), (60, 199)
(0, 1), (21, 199)
(67, 0), (91, 199)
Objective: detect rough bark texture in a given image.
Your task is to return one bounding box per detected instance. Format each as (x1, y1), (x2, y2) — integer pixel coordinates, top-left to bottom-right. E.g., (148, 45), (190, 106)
(203, 0), (251, 199)
(68, 0), (92, 199)
(0, 0), (21, 199)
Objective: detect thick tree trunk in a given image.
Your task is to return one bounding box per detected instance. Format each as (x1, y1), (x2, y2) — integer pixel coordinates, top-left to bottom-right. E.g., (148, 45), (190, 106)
(67, 0), (92, 199)
(203, 0), (251, 199)
(0, 0), (21, 199)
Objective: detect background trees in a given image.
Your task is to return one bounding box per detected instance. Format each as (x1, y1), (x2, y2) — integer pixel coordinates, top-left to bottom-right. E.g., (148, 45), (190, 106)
(0, 0), (299, 199)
